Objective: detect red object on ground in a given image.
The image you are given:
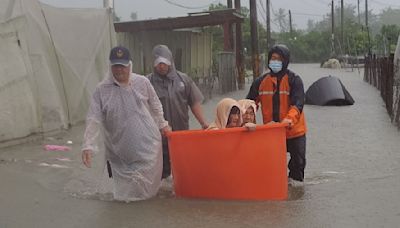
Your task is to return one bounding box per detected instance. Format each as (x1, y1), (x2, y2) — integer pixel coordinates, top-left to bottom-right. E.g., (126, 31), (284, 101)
(43, 145), (71, 151)
(167, 123), (288, 200)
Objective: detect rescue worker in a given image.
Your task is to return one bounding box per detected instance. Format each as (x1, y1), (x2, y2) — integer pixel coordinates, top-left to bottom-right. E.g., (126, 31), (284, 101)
(147, 44), (208, 179)
(246, 44), (307, 185)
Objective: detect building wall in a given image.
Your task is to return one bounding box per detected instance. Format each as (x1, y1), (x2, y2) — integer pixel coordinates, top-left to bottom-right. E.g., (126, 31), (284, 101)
(116, 30), (212, 78)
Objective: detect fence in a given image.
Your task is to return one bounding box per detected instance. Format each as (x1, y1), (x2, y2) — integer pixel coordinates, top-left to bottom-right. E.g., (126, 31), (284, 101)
(217, 52), (237, 94)
(364, 54), (398, 127)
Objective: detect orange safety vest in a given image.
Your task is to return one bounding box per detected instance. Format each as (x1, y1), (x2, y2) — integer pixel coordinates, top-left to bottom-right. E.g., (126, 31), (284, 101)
(257, 73), (307, 139)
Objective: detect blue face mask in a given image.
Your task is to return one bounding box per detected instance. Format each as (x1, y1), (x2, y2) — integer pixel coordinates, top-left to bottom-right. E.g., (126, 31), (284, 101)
(269, 60), (283, 73)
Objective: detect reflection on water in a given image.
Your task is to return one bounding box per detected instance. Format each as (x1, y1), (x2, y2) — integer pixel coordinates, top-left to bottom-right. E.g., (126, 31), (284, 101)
(62, 162), (350, 206)
(66, 175), (310, 203)
(287, 186), (305, 201)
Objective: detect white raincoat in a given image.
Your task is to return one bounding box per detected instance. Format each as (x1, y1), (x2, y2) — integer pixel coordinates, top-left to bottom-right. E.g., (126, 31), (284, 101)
(82, 62), (166, 201)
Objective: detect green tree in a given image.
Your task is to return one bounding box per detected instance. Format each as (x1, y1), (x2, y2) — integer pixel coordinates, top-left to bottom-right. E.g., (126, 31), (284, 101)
(375, 24), (400, 54)
(276, 30), (331, 63)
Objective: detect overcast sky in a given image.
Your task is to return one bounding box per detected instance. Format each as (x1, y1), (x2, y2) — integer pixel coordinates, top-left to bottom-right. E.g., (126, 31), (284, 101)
(39, 0), (400, 30)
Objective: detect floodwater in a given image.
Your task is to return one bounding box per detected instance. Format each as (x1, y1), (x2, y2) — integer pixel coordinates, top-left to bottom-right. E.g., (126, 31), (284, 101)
(1, 64), (400, 227)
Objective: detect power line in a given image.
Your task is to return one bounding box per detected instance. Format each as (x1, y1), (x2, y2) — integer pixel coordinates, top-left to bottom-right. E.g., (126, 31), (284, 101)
(162, 0), (220, 10)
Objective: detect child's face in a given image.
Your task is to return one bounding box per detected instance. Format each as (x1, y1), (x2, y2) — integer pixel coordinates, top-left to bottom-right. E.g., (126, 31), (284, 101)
(242, 107), (256, 124)
(227, 106), (241, 128)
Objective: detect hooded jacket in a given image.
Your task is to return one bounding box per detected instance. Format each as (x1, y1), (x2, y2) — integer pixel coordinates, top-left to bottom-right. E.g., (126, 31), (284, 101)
(238, 99), (257, 124)
(82, 61), (164, 201)
(147, 45), (204, 131)
(207, 98), (242, 130)
(246, 44), (306, 139)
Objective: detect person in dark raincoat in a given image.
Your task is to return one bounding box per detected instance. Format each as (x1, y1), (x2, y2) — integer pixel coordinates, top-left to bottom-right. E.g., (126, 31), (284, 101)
(147, 45), (208, 179)
(246, 44), (307, 185)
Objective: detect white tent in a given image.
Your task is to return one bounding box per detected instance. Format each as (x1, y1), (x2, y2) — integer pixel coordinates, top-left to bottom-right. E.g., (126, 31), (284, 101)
(392, 35), (400, 125)
(0, 0), (116, 142)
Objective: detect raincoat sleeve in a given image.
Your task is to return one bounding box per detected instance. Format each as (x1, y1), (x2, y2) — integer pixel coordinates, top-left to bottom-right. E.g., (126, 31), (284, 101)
(145, 79), (169, 129)
(246, 74), (264, 104)
(82, 119), (100, 152)
(286, 72), (305, 124)
(82, 88), (103, 152)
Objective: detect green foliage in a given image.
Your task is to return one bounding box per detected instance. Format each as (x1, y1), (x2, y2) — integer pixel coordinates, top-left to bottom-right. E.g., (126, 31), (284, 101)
(205, 2), (400, 64)
(375, 24), (400, 54)
(276, 3), (399, 60)
(275, 30), (331, 63)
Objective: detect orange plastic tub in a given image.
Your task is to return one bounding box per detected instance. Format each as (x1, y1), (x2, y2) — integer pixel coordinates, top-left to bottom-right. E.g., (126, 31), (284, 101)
(167, 123), (288, 200)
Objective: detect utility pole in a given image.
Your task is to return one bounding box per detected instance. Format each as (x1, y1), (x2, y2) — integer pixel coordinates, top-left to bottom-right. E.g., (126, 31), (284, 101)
(104, 0), (115, 47)
(104, 0), (117, 21)
(226, 0), (234, 51)
(331, 0), (335, 57)
(235, 0), (245, 89)
(289, 10), (293, 35)
(365, 0), (371, 54)
(227, 0), (233, 8)
(357, 0), (360, 25)
(103, 0), (113, 8)
(250, 0), (260, 79)
(341, 0), (344, 53)
(266, 0), (271, 50)
(365, 0), (368, 28)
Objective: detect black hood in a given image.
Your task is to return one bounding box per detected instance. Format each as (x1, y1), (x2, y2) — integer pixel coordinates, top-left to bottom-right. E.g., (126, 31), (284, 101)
(267, 44), (290, 75)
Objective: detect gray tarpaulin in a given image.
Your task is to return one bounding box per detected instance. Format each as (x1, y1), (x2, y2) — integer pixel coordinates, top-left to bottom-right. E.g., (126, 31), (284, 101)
(305, 75), (354, 106)
(0, 0), (116, 142)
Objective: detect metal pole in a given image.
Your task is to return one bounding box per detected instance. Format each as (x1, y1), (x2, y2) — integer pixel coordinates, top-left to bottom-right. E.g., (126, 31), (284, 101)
(331, 0), (335, 56)
(366, 0), (371, 54)
(235, 0), (245, 89)
(266, 0), (271, 50)
(227, 0), (234, 51)
(289, 10), (293, 35)
(250, 0), (260, 79)
(341, 0), (344, 53)
(227, 0), (233, 8)
(365, 0), (368, 27)
(357, 0), (360, 25)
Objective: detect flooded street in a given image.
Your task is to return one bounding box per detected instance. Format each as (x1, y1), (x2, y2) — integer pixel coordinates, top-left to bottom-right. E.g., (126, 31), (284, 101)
(1, 64), (400, 227)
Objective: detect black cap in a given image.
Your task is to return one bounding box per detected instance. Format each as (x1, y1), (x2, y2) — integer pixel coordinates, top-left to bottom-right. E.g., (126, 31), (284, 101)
(109, 46), (131, 66)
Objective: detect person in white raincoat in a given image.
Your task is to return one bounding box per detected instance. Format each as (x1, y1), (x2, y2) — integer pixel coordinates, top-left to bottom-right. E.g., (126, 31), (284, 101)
(81, 46), (170, 201)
